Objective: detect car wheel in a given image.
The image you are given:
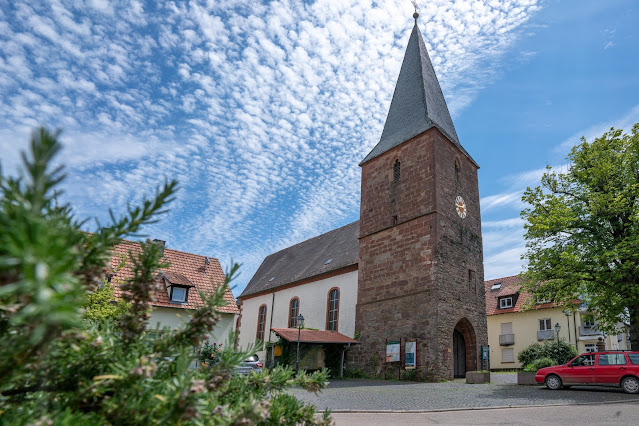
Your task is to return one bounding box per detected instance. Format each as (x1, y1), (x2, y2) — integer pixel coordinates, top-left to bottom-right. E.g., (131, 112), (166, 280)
(621, 376), (639, 394)
(545, 374), (562, 390)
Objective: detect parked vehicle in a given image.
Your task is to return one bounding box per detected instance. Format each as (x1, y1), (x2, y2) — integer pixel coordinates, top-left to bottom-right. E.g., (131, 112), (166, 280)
(234, 355), (264, 375)
(535, 351), (639, 394)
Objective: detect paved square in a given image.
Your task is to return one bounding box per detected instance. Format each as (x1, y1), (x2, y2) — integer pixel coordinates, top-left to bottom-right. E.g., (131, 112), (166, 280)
(288, 373), (639, 412)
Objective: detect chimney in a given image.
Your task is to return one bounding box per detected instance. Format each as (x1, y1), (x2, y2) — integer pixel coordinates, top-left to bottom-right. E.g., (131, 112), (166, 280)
(152, 239), (166, 257)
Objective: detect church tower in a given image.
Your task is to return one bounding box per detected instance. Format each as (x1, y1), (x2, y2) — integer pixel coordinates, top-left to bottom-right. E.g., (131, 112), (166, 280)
(352, 13), (487, 380)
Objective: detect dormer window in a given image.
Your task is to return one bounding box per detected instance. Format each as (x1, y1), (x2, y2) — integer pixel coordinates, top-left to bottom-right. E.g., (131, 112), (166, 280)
(499, 297), (514, 309)
(160, 271), (195, 304)
(171, 286), (187, 303)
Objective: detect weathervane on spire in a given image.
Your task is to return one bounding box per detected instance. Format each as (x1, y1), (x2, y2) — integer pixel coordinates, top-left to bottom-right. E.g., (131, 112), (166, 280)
(411, 0), (420, 21)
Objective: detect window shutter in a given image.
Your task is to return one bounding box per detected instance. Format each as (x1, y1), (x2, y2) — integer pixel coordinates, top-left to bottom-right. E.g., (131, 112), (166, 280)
(502, 348), (514, 363)
(500, 322), (513, 335)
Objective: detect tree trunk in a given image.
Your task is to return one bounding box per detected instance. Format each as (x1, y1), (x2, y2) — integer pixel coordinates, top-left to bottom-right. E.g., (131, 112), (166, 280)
(629, 305), (639, 350)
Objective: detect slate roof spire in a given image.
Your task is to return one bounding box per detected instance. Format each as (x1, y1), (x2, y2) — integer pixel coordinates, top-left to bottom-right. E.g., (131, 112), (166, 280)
(361, 15), (476, 166)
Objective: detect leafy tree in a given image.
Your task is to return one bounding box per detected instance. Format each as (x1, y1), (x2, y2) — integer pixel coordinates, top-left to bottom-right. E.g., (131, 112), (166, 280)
(0, 128), (329, 424)
(83, 282), (129, 322)
(521, 124), (639, 348)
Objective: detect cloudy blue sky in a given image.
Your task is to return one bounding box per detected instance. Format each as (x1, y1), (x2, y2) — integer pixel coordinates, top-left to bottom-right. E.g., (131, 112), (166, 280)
(1, 0), (637, 296)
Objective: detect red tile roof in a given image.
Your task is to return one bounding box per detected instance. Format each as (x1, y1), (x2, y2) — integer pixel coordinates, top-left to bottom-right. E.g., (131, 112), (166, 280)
(271, 328), (359, 344)
(109, 239), (239, 314)
(484, 275), (556, 316)
(160, 271), (195, 287)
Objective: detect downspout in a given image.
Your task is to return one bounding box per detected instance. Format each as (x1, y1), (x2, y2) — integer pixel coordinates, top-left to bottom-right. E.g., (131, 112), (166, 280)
(340, 343), (351, 378)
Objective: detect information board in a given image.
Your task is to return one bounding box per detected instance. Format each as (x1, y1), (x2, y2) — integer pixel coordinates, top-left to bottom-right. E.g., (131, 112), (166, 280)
(405, 340), (416, 369)
(386, 340), (400, 363)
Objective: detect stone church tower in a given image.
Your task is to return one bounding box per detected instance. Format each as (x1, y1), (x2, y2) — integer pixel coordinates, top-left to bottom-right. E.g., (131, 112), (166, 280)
(351, 14), (487, 380)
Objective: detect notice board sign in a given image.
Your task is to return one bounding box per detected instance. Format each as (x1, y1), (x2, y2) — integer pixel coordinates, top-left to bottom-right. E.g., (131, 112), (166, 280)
(386, 340), (400, 363)
(405, 340), (416, 369)
(481, 345), (490, 361)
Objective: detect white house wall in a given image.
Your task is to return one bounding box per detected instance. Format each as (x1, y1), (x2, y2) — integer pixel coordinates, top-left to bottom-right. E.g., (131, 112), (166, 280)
(238, 270), (358, 358)
(149, 307), (237, 346)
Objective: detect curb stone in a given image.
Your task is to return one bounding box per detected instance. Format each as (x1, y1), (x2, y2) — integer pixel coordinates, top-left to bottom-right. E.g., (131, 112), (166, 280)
(326, 399), (639, 414)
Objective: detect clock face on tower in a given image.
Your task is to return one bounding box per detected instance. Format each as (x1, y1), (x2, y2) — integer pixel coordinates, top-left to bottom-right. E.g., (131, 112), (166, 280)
(455, 196), (467, 219)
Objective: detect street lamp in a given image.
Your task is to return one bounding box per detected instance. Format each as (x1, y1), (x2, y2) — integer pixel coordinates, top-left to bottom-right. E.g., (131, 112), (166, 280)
(555, 322), (561, 364)
(295, 313), (305, 374)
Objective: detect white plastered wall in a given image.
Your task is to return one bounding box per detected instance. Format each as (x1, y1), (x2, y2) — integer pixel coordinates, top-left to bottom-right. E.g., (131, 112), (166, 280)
(237, 270), (358, 359)
(149, 307), (237, 346)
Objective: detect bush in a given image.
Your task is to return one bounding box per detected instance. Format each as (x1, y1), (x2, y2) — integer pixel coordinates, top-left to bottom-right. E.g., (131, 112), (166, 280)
(518, 343), (543, 367)
(518, 340), (578, 367)
(524, 357), (557, 372)
(343, 368), (369, 379)
(0, 128), (329, 425)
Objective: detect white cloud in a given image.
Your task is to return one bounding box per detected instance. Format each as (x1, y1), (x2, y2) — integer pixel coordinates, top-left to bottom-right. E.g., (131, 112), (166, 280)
(554, 104), (639, 156)
(480, 191), (524, 212)
(0, 0), (545, 294)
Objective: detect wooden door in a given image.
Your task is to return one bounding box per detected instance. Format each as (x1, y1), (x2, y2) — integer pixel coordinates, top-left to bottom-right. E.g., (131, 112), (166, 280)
(453, 329), (466, 378)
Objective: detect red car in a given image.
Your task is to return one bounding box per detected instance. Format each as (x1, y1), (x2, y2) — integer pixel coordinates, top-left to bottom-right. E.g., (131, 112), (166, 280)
(535, 351), (639, 394)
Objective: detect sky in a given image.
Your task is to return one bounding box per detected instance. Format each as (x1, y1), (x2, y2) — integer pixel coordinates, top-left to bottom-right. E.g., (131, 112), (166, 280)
(1, 0), (638, 297)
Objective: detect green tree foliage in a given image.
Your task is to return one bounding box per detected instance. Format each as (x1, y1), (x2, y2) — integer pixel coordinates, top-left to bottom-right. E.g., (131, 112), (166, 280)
(521, 124), (639, 348)
(82, 281), (129, 322)
(518, 341), (578, 367)
(0, 128), (329, 424)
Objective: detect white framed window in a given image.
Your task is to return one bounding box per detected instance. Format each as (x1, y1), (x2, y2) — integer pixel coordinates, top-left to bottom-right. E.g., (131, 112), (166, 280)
(585, 343), (596, 353)
(502, 348), (514, 363)
(539, 319), (552, 331)
(491, 282), (502, 290)
(499, 297), (513, 309)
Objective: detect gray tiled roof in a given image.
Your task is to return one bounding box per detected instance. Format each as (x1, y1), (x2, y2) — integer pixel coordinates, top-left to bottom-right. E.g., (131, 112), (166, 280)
(361, 22), (476, 166)
(239, 221), (359, 298)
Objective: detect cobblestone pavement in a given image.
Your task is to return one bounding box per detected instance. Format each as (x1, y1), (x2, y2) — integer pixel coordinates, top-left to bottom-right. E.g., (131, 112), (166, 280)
(288, 373), (639, 412)
(331, 402), (639, 425)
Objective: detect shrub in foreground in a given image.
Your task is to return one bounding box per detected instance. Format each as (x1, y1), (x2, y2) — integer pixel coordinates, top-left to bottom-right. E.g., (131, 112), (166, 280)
(0, 128), (329, 424)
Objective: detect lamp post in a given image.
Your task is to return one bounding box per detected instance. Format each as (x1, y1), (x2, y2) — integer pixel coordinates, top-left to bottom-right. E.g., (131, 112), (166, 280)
(295, 313), (305, 374)
(554, 322), (561, 364)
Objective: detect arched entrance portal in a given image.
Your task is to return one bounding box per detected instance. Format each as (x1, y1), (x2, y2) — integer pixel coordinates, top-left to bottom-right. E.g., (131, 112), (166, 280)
(453, 318), (478, 378)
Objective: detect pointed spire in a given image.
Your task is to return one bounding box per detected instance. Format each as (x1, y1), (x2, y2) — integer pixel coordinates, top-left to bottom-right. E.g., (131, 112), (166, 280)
(361, 18), (475, 166)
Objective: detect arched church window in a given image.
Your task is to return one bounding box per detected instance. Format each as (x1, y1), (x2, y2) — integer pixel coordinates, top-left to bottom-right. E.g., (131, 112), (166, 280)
(455, 160), (460, 185)
(394, 159), (401, 182)
(327, 288), (340, 331)
(289, 297), (300, 328)
(256, 304), (267, 341)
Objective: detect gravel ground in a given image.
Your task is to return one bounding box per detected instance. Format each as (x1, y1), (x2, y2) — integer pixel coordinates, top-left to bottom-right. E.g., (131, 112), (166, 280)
(287, 373), (639, 412)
